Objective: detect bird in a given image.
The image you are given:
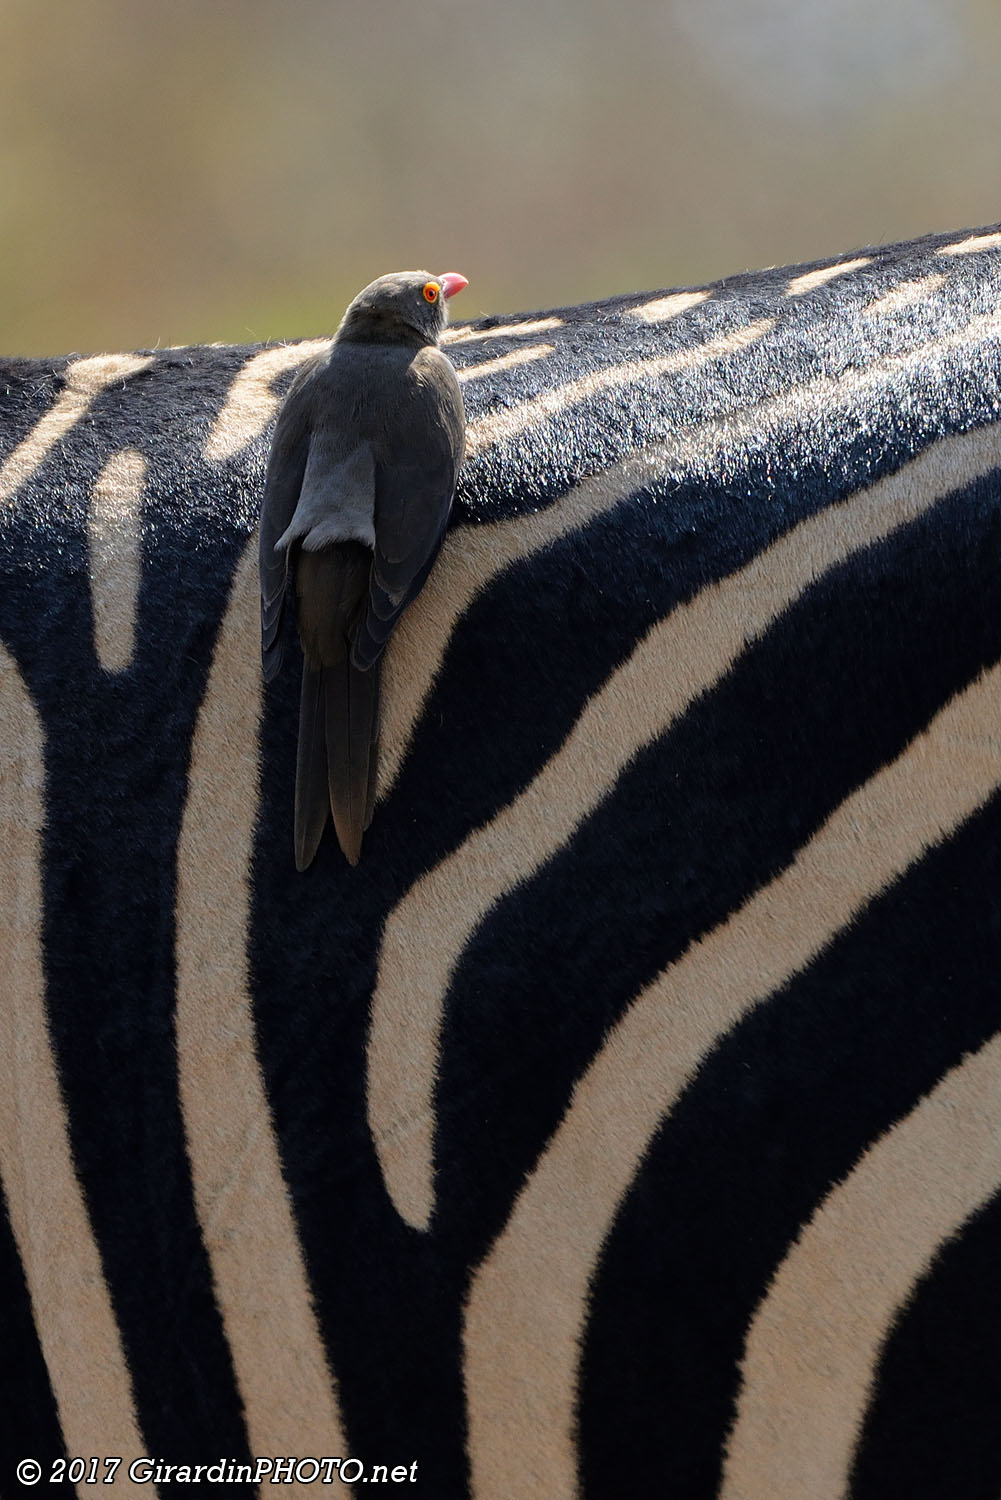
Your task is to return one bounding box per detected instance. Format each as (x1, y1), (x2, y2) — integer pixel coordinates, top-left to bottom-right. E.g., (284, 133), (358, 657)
(258, 269), (468, 870)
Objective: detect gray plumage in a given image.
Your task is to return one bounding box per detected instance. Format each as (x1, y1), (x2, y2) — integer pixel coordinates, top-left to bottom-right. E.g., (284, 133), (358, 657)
(259, 270), (467, 869)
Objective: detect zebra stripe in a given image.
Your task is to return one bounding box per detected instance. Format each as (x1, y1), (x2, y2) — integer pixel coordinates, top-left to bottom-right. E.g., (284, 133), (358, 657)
(441, 316), (564, 345)
(88, 449), (147, 673)
(784, 256), (872, 296)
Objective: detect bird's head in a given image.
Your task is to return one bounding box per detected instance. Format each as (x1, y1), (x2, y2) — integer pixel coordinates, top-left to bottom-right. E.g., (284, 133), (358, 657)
(335, 270), (468, 347)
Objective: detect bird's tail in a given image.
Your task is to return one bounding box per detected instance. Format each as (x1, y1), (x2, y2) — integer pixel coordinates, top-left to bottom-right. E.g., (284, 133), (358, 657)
(295, 655), (381, 870)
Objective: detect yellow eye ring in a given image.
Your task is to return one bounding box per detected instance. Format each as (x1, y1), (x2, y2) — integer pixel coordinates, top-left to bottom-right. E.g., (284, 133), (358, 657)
(423, 282), (439, 303)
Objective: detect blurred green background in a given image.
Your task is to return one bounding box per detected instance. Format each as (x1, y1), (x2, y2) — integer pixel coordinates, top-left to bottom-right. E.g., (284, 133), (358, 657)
(3, 0), (1000, 355)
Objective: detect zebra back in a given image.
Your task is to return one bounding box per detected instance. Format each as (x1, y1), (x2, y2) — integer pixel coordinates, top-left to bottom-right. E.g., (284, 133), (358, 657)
(3, 223), (1001, 1497)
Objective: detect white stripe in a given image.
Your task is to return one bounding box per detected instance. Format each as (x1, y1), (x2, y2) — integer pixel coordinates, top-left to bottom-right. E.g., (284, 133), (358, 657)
(443, 317), (564, 346)
(379, 315), (778, 793)
(88, 449), (147, 672)
(864, 273), (947, 316)
(785, 258), (871, 296)
(457, 345), (556, 381)
(938, 231), (1001, 257)
(627, 290), (710, 322)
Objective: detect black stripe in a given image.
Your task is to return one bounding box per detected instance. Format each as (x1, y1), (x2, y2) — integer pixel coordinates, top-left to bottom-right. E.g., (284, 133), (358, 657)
(851, 1189), (1001, 1500)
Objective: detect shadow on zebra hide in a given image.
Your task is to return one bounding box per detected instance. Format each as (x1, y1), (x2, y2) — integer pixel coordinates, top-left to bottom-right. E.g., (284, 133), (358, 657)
(2, 223), (1001, 1498)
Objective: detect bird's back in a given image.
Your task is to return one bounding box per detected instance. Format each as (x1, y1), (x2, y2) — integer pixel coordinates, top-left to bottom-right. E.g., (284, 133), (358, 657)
(320, 338), (464, 469)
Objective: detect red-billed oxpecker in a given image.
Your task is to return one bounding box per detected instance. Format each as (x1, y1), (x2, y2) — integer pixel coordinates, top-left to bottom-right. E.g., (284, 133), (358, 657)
(259, 270), (468, 868)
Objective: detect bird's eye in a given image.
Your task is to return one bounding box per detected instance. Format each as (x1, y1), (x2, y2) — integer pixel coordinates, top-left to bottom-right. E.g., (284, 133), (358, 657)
(423, 282), (439, 303)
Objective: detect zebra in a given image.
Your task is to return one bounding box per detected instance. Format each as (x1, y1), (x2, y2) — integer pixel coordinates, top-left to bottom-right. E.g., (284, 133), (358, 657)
(2, 221), (1001, 1499)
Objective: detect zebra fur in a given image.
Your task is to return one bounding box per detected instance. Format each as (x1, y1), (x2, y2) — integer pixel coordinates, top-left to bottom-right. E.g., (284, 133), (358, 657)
(3, 223), (1001, 1497)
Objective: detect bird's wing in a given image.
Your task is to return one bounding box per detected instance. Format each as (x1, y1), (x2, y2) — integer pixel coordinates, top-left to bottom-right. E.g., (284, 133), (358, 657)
(275, 441), (376, 554)
(352, 351), (465, 671)
(258, 360), (319, 681)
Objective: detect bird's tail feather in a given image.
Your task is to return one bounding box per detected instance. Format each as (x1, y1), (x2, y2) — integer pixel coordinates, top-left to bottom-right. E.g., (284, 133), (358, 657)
(325, 655), (380, 866)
